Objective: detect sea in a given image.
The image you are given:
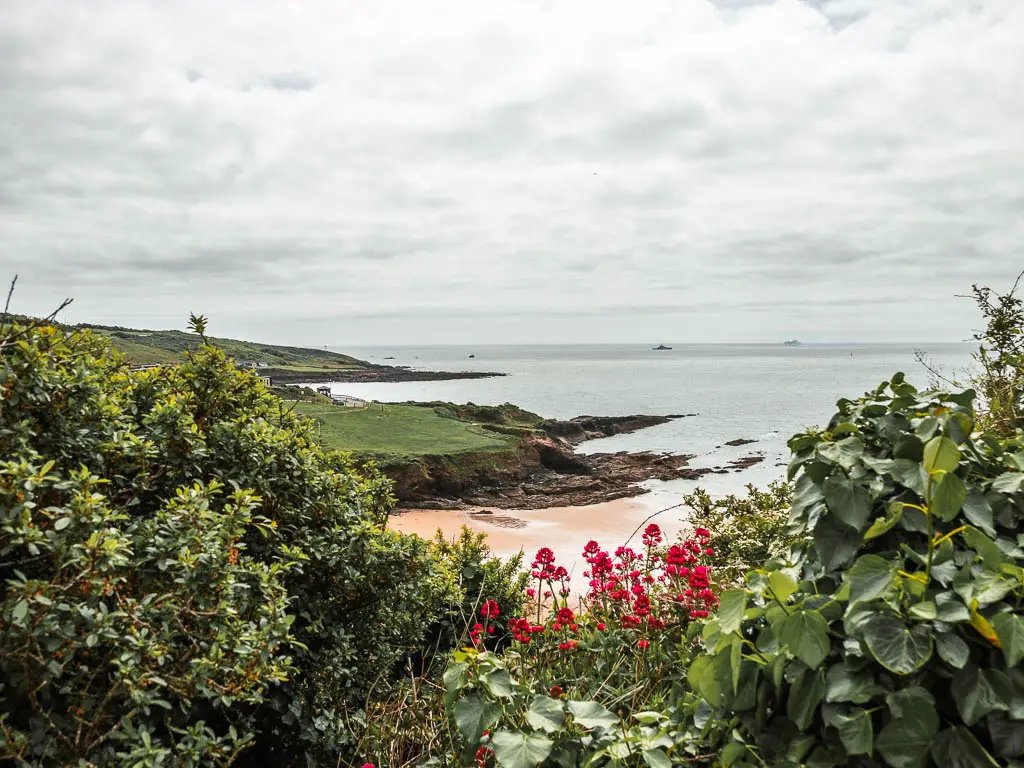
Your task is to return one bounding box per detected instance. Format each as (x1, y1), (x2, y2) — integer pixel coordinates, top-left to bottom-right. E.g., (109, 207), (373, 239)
(317, 342), (976, 568)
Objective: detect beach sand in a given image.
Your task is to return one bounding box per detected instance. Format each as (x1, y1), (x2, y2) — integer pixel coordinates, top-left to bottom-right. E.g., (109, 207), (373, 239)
(388, 494), (697, 583)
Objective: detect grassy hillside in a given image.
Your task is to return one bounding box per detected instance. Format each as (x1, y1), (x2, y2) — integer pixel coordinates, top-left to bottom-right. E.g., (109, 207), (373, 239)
(79, 324), (375, 371)
(292, 402), (516, 457)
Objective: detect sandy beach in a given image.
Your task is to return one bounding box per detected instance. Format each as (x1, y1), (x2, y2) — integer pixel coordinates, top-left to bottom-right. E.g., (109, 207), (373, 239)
(388, 493), (698, 583)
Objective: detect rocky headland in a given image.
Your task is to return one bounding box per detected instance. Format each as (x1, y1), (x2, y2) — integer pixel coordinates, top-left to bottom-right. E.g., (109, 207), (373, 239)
(377, 412), (763, 510)
(267, 366), (504, 385)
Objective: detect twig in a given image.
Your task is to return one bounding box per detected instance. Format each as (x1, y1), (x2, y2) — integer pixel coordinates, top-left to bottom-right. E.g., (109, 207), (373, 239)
(3, 274), (16, 315)
(619, 502), (686, 549)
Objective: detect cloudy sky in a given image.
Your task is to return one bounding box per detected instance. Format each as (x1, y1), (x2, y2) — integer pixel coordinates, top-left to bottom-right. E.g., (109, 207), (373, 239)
(2, 0), (1022, 345)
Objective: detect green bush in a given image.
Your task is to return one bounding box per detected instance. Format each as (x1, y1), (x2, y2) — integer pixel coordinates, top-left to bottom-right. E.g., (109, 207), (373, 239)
(689, 373), (1024, 766)
(0, 320), (456, 765)
(684, 480), (793, 581)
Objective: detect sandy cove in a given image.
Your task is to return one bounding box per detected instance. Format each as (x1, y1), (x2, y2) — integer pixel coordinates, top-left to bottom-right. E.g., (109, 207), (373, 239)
(388, 494), (698, 587)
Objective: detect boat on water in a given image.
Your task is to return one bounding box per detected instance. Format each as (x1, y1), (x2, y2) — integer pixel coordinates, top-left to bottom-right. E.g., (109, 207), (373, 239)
(783, 340), (801, 346)
(652, 344), (672, 350)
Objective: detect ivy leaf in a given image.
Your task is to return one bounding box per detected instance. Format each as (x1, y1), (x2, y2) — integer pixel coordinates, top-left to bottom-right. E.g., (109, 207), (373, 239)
(865, 502), (904, 541)
(814, 514), (861, 572)
(780, 611), (831, 668)
(718, 589), (747, 635)
(930, 726), (1000, 767)
(986, 712), (1024, 759)
(831, 708), (873, 756)
(962, 487), (996, 537)
(923, 436), (960, 474)
(567, 700), (618, 729)
(876, 689), (939, 768)
(935, 632), (970, 669)
(525, 695), (564, 733)
(848, 555), (895, 605)
(482, 668), (513, 698)
(787, 668), (826, 730)
(768, 571), (798, 604)
(992, 613), (1024, 668)
(824, 475), (873, 530)
(930, 472), (967, 522)
(862, 615), (933, 675)
(642, 749), (673, 768)
(454, 693), (497, 746)
(490, 730), (553, 768)
(951, 667), (1012, 726)
(825, 663), (884, 704)
(963, 527), (1005, 570)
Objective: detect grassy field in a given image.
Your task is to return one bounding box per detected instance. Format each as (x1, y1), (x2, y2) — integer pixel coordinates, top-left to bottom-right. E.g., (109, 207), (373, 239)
(292, 402), (515, 457)
(80, 325), (376, 370)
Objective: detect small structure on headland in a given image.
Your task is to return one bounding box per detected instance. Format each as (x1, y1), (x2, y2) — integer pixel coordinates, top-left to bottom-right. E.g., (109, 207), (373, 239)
(316, 385), (332, 397)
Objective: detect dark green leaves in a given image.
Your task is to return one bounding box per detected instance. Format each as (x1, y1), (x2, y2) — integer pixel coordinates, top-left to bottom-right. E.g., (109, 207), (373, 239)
(930, 471), (966, 521)
(831, 708), (873, 756)
(566, 700), (618, 729)
(814, 514), (861, 571)
(924, 436), (961, 473)
(876, 688), (939, 768)
(526, 695), (564, 733)
(490, 730), (554, 768)
(848, 555), (895, 605)
(718, 589), (747, 635)
(824, 475), (873, 530)
(951, 667), (1012, 726)
(787, 668), (825, 729)
(865, 502), (904, 541)
(780, 611), (831, 668)
(993, 613), (1024, 667)
(826, 663), (883, 704)
(862, 615), (933, 675)
(930, 726), (1000, 767)
(454, 693), (500, 745)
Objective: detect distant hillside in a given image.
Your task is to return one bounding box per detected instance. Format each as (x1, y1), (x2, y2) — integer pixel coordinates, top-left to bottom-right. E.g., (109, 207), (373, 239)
(76, 324), (376, 372)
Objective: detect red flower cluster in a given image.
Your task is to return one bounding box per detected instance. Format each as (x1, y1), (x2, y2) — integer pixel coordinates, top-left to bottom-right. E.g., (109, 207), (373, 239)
(480, 600), (500, 618)
(508, 617), (545, 644)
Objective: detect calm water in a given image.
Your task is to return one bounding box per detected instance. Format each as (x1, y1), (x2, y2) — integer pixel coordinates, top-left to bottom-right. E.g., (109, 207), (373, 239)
(319, 343), (974, 501)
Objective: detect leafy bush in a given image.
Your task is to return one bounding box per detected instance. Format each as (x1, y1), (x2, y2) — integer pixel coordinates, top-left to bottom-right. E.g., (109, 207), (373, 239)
(684, 480), (793, 581)
(688, 373), (1024, 766)
(970, 275), (1024, 436)
(0, 320), (456, 765)
(442, 528), (723, 766)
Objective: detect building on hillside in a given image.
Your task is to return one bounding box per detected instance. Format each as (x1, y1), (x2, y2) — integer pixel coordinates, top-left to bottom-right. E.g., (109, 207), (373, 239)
(316, 385), (332, 397)
(258, 375), (272, 386)
(331, 394), (367, 408)
(129, 363), (163, 371)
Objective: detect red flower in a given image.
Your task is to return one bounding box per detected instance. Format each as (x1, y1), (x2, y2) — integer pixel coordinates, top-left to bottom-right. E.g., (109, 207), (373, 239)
(550, 685), (563, 697)
(596, 622), (606, 631)
(637, 639), (650, 651)
(556, 607), (575, 624)
(558, 640), (579, 651)
(480, 600), (500, 618)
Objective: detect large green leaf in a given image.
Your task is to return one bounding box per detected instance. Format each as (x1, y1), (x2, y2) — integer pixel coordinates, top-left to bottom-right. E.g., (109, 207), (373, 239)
(824, 475), (873, 530)
(642, 749), (673, 768)
(768, 571), (798, 604)
(831, 708), (873, 756)
(993, 613), (1024, 668)
(818, 436), (864, 470)
(992, 471), (1024, 494)
(875, 689), (939, 768)
(923, 436), (960, 474)
(863, 615), (933, 675)
(848, 554), (895, 605)
(951, 667), (1011, 725)
(930, 471), (966, 522)
(962, 487), (996, 537)
(780, 611), (831, 668)
(443, 662), (469, 706)
(814, 514), (861, 572)
(491, 730), (554, 768)
(718, 589), (747, 635)
(567, 700), (618, 729)
(526, 695), (564, 733)
(483, 668), (514, 698)
(935, 632), (970, 669)
(865, 502), (904, 541)
(454, 693), (498, 745)
(787, 668), (825, 730)
(963, 527), (1005, 570)
(825, 663), (884, 704)
(986, 712), (1024, 759)
(930, 726), (1000, 767)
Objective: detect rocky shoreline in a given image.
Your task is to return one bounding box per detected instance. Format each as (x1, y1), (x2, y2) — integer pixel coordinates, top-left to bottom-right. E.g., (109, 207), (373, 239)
(266, 367), (504, 385)
(384, 413), (764, 510)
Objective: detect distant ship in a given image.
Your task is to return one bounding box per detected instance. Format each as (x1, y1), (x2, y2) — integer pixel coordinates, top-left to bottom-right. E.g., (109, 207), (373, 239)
(783, 340), (801, 346)
(652, 344), (672, 350)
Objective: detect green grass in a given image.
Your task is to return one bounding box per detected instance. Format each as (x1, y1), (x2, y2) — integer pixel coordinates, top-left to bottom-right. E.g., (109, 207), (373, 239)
(292, 403), (515, 457)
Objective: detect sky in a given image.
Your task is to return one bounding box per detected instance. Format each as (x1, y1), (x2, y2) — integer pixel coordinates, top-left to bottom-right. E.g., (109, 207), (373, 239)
(1, 0), (1022, 346)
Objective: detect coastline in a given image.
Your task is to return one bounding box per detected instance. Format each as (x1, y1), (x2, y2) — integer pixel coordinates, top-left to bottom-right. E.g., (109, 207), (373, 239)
(267, 367), (504, 385)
